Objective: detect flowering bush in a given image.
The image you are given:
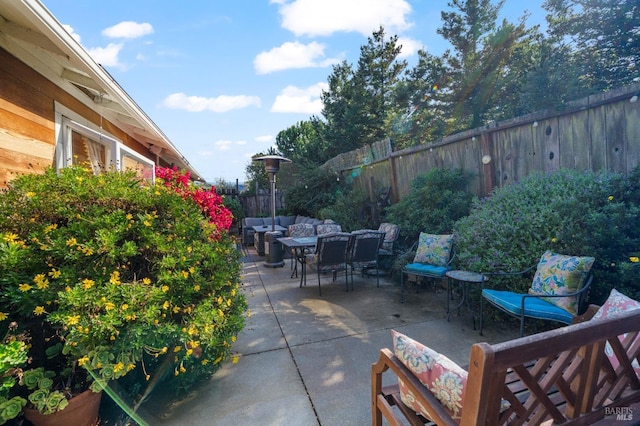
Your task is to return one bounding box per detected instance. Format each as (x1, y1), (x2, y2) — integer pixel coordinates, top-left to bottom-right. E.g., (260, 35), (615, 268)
(0, 165), (246, 416)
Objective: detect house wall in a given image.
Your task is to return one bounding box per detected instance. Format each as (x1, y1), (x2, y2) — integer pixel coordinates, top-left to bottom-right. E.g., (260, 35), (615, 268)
(0, 46), (155, 187)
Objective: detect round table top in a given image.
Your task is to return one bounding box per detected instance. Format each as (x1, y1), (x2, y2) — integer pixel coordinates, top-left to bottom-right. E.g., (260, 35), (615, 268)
(445, 270), (488, 283)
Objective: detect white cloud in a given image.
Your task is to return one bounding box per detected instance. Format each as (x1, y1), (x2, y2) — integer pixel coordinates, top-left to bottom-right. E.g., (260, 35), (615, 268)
(396, 37), (423, 58)
(162, 93), (261, 112)
(256, 135), (274, 143)
(62, 24), (81, 43)
(102, 21), (154, 39)
(277, 0), (412, 37)
(213, 140), (247, 151)
(254, 41), (340, 74)
(271, 82), (328, 114)
(87, 43), (124, 68)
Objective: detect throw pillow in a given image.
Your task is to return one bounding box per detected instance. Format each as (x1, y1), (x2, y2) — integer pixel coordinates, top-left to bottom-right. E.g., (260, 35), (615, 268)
(391, 329), (467, 422)
(413, 233), (454, 267)
(593, 288), (640, 378)
(529, 251), (595, 314)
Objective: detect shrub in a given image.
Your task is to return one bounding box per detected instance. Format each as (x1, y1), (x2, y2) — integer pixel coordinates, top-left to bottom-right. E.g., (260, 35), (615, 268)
(453, 168), (640, 304)
(0, 165), (247, 414)
(318, 186), (372, 231)
(385, 168), (475, 245)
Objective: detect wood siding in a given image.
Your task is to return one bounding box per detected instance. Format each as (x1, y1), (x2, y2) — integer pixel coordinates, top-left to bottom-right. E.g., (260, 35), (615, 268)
(0, 47), (154, 187)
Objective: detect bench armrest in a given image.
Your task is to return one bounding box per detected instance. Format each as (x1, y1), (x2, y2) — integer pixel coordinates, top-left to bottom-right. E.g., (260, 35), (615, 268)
(372, 348), (457, 426)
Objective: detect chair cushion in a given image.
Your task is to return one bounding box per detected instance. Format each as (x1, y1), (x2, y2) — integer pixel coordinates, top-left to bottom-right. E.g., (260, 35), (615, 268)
(316, 224), (342, 235)
(413, 233), (453, 267)
(592, 288), (640, 378)
(244, 217), (265, 227)
(529, 251), (595, 314)
(391, 330), (467, 422)
(404, 263), (448, 277)
(482, 289), (575, 323)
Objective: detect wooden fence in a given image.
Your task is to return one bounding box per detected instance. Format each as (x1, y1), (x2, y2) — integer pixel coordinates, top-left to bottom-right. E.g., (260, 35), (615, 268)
(324, 82), (640, 201)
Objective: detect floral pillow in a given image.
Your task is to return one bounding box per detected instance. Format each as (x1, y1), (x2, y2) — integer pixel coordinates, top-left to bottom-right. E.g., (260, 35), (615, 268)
(391, 329), (466, 422)
(529, 251), (595, 314)
(592, 288), (640, 378)
(413, 233), (454, 267)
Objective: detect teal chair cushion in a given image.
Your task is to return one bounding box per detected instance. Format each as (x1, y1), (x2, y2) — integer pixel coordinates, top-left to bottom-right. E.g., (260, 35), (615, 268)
(482, 289), (574, 324)
(404, 263), (448, 277)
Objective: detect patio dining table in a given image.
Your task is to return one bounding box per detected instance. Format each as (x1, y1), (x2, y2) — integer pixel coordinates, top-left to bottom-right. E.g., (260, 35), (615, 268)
(277, 236), (317, 287)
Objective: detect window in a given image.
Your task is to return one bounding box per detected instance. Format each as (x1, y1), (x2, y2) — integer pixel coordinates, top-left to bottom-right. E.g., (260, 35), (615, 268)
(55, 103), (154, 182)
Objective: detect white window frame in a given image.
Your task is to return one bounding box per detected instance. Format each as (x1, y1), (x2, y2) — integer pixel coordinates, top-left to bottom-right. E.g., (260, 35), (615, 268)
(54, 102), (155, 182)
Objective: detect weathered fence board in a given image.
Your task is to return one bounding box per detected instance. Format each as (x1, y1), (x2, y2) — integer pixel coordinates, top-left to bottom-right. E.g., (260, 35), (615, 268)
(322, 82), (640, 200)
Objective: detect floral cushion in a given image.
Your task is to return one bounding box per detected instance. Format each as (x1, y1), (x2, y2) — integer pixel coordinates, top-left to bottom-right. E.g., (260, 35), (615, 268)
(592, 288), (640, 378)
(391, 329), (466, 422)
(316, 224), (342, 235)
(529, 251), (595, 314)
(413, 233), (453, 267)
(379, 223), (399, 252)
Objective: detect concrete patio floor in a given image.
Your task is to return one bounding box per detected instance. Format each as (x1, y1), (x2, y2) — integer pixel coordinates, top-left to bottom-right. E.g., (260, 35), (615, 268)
(144, 247), (519, 425)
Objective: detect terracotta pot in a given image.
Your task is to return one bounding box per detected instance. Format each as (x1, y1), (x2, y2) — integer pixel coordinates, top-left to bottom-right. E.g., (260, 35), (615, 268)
(24, 389), (102, 426)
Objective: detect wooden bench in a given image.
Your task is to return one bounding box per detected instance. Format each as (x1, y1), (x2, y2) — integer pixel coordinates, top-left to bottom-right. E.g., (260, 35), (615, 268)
(372, 306), (640, 425)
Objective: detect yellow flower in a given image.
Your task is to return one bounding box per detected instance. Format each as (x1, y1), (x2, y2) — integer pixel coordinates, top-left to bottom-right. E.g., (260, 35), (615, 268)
(67, 315), (80, 325)
(161, 285), (170, 293)
(110, 270), (121, 285)
(113, 362), (124, 373)
(66, 237), (77, 246)
(25, 191), (36, 198)
(78, 356), (89, 366)
(173, 306), (180, 313)
(231, 335), (236, 343)
(121, 304), (129, 310)
(33, 274), (49, 289)
(608, 195), (614, 201)
(48, 269), (61, 279)
(181, 270), (189, 279)
(105, 302), (115, 310)
(173, 346), (182, 353)
(160, 347), (168, 354)
(126, 214), (133, 220)
(33, 306), (46, 316)
(193, 285), (200, 292)
(630, 257), (639, 263)
(44, 224), (58, 233)
(82, 278), (95, 289)
(162, 301), (170, 310)
(0, 312), (7, 321)
(201, 359), (209, 365)
(180, 365), (186, 373)
(551, 237), (557, 243)
(232, 356), (239, 364)
(3, 233), (19, 243)
(19, 283), (32, 292)
(142, 277), (151, 285)
(143, 220), (151, 227)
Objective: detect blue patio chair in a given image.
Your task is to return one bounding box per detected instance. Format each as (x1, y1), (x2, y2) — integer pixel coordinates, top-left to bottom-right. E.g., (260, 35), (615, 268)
(400, 233), (455, 302)
(479, 250), (595, 337)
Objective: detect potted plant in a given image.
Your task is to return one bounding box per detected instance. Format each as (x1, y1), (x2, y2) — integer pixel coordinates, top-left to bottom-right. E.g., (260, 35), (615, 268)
(0, 165), (247, 423)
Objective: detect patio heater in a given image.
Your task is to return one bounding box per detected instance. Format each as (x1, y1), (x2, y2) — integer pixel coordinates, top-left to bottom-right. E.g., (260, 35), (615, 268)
(253, 155), (291, 268)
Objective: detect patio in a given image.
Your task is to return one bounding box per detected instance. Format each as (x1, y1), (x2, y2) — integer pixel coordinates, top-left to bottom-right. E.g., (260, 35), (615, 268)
(149, 247), (519, 425)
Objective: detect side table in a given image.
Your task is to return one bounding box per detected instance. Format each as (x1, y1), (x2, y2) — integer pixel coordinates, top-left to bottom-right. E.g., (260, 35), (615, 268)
(445, 270), (488, 330)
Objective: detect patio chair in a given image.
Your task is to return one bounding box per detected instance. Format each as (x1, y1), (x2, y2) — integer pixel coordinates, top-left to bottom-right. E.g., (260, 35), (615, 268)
(286, 223), (316, 271)
(400, 233), (455, 302)
(305, 232), (352, 296)
(347, 230), (385, 289)
(376, 223), (399, 271)
(479, 250), (595, 337)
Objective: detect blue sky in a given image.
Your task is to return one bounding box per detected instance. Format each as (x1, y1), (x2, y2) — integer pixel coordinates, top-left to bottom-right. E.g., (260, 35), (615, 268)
(41, 0), (546, 185)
